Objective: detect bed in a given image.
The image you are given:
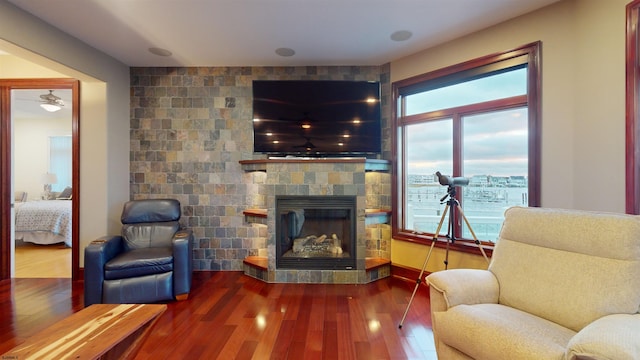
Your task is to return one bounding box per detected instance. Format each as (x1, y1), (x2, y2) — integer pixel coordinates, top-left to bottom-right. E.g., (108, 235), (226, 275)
(15, 200), (72, 247)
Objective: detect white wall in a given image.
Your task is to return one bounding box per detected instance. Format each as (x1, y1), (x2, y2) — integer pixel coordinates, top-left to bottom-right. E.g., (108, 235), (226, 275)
(391, 0), (628, 213)
(572, 0), (626, 211)
(0, 1), (131, 267)
(390, 0), (629, 271)
(14, 117), (71, 200)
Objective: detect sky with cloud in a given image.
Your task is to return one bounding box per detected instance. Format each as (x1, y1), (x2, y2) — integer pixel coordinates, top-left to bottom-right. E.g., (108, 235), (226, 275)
(406, 108), (528, 177)
(404, 67), (528, 178)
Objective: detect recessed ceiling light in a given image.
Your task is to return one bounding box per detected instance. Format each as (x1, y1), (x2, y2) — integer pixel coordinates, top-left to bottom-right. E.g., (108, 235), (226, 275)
(390, 30), (413, 42)
(275, 47), (295, 57)
(148, 47), (172, 57)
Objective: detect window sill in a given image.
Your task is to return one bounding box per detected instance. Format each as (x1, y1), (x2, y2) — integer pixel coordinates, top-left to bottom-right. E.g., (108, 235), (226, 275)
(394, 231), (494, 258)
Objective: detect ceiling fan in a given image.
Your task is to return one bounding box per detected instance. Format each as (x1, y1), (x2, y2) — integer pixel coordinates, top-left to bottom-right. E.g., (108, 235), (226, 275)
(293, 136), (317, 151)
(269, 112), (316, 129)
(39, 90), (65, 112)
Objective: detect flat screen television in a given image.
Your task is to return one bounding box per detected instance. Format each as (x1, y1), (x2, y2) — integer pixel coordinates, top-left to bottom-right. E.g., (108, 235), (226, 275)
(252, 80), (381, 156)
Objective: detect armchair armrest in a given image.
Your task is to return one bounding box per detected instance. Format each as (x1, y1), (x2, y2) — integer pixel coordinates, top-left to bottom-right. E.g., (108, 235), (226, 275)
(566, 313), (640, 360)
(84, 236), (124, 306)
(426, 269), (499, 311)
(172, 229), (194, 298)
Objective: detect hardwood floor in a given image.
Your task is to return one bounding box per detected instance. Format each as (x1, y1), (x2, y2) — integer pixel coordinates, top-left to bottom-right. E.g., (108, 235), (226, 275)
(14, 241), (71, 278)
(0, 272), (436, 359)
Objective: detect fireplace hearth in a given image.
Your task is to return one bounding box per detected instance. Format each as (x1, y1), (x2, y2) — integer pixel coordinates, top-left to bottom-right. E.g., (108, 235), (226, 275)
(276, 195), (356, 270)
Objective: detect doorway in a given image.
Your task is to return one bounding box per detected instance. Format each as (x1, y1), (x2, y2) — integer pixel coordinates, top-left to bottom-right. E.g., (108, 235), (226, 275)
(0, 79), (79, 280)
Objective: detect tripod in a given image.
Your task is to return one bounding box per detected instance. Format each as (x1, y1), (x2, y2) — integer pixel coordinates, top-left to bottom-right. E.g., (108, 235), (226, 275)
(398, 185), (490, 328)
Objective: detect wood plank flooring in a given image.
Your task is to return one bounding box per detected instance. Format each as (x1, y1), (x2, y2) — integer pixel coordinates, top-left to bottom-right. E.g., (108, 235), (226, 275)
(0, 272), (436, 359)
(14, 241), (71, 278)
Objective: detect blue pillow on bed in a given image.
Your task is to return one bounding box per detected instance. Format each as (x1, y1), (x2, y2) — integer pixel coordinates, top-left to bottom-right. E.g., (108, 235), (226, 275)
(57, 186), (72, 200)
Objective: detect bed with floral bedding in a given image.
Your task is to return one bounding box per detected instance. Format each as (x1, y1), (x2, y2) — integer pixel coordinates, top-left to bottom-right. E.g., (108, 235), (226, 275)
(15, 200), (72, 247)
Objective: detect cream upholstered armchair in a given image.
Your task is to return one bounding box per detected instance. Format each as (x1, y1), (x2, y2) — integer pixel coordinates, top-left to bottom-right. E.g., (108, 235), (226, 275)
(426, 207), (640, 360)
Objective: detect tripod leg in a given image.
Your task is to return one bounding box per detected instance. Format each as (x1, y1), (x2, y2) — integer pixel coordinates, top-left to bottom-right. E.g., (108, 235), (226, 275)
(444, 203), (455, 270)
(456, 204), (490, 265)
(444, 236), (451, 270)
(398, 205), (449, 329)
(432, 204), (449, 241)
(398, 237), (437, 328)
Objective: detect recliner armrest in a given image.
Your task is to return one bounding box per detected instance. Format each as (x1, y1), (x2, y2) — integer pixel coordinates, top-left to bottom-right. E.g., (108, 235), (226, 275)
(426, 269), (499, 310)
(172, 229), (193, 297)
(84, 236), (124, 306)
(566, 313), (640, 360)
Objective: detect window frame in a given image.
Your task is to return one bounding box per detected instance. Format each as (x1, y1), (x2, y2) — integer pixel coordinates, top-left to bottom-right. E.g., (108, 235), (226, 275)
(626, 0), (640, 214)
(49, 135), (73, 192)
(391, 42), (542, 255)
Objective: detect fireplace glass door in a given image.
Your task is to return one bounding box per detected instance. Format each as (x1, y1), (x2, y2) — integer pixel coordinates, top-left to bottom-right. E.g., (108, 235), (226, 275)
(276, 196), (356, 270)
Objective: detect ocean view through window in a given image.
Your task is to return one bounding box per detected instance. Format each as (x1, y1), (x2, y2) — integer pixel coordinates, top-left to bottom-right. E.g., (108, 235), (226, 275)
(405, 107), (529, 242)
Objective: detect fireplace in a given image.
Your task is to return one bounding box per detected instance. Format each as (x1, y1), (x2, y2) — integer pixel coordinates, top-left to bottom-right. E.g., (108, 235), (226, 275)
(240, 158), (392, 284)
(276, 195), (356, 270)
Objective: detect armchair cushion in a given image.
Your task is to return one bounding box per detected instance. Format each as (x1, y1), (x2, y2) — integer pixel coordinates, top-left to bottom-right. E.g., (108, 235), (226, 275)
(435, 303), (575, 360)
(490, 207), (640, 332)
(103, 273), (173, 304)
(104, 247), (173, 280)
(121, 198), (180, 223)
(171, 230), (194, 297)
(427, 269), (498, 309)
(83, 236), (125, 306)
(122, 223), (180, 250)
(566, 314), (640, 360)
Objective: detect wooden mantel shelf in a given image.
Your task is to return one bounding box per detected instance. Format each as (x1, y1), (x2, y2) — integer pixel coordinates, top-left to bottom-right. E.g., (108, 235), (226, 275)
(244, 208), (390, 219)
(239, 158), (390, 172)
(239, 158), (388, 164)
(243, 208), (267, 218)
(365, 209), (392, 217)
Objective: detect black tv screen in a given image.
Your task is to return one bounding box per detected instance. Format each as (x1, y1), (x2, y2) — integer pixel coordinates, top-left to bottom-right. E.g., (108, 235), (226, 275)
(252, 80), (381, 156)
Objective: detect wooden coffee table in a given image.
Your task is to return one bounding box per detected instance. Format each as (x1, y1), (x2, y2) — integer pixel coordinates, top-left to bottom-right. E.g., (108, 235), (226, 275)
(1, 303), (166, 360)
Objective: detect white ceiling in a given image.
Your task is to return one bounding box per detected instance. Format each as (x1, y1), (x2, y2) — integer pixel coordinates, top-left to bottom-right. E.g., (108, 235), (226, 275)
(7, 0), (560, 67)
(12, 89), (72, 120)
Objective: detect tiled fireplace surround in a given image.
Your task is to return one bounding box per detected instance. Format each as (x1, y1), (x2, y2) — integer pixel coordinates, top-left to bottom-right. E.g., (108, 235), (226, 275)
(240, 159), (391, 283)
(130, 65), (392, 283)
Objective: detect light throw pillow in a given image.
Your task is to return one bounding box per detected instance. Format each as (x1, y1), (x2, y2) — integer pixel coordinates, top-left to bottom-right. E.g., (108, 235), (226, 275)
(57, 186), (72, 200)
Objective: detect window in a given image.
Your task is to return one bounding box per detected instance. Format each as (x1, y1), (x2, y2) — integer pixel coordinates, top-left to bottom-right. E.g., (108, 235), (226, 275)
(392, 42), (541, 251)
(49, 135), (72, 192)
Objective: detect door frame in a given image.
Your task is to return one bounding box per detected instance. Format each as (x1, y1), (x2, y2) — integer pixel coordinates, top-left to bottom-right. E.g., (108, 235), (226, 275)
(0, 78), (80, 280)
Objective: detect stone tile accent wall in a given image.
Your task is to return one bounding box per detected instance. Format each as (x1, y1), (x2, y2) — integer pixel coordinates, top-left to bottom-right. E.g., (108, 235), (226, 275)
(130, 65), (391, 271)
(365, 171), (391, 259)
(265, 160), (367, 283)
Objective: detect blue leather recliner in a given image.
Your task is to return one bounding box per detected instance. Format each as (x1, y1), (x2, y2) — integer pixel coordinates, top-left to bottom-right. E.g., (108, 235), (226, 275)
(84, 199), (193, 306)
